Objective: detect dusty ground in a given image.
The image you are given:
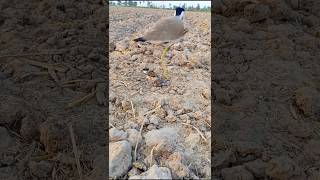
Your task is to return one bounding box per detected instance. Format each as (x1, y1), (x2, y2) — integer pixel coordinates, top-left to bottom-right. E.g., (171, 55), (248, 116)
(109, 7), (211, 179)
(212, 0), (320, 179)
(0, 0), (107, 179)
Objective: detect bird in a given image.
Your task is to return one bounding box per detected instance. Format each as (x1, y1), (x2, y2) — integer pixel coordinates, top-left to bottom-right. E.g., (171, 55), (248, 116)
(133, 7), (187, 81)
(133, 7), (186, 43)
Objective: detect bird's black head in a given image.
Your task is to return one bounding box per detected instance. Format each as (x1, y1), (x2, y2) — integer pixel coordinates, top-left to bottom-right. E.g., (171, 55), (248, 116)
(175, 7), (185, 16)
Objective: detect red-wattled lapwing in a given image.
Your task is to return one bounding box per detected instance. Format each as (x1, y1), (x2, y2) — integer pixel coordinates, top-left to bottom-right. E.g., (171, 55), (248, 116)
(133, 7), (187, 82)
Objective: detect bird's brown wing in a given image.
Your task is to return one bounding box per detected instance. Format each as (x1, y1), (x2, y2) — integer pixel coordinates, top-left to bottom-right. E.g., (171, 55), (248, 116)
(143, 17), (185, 41)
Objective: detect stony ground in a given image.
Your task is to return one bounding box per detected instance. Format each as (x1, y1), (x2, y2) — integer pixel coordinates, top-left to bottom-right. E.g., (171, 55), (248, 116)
(212, 0), (320, 179)
(109, 7), (211, 179)
(0, 0), (107, 179)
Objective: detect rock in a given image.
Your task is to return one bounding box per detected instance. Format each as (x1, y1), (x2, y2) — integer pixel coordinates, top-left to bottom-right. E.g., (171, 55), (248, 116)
(212, 150), (237, 169)
(168, 99), (182, 111)
(155, 107), (167, 119)
(265, 156), (305, 180)
(132, 161), (147, 172)
(115, 41), (128, 51)
(40, 119), (69, 153)
(304, 15), (320, 27)
(179, 114), (189, 122)
(221, 166), (254, 180)
(232, 141), (262, 157)
(147, 124), (157, 130)
(288, 122), (312, 138)
(165, 114), (177, 122)
(244, 159), (267, 178)
(295, 34), (319, 49)
(127, 128), (139, 147)
(109, 128), (128, 142)
(176, 109), (184, 115)
(294, 87), (320, 118)
(185, 133), (200, 148)
(0, 165), (19, 179)
(130, 54), (139, 61)
(29, 161), (53, 178)
(145, 50), (152, 55)
(167, 152), (190, 178)
(304, 140), (320, 157)
(235, 18), (253, 33)
(88, 50), (100, 61)
(172, 43), (183, 51)
(121, 100), (132, 111)
(187, 52), (204, 69)
(244, 3), (271, 23)
(144, 127), (179, 152)
(109, 91), (117, 103)
(214, 88), (232, 106)
(288, 0), (300, 10)
(193, 111), (204, 120)
(205, 131), (211, 139)
(109, 140), (132, 178)
(0, 127), (15, 152)
(0, 71), (8, 80)
(78, 64), (95, 73)
(96, 83), (106, 106)
(153, 49), (162, 57)
(129, 164), (172, 179)
(124, 120), (139, 130)
(149, 115), (160, 126)
(109, 41), (116, 52)
(212, 0), (227, 13)
(89, 149), (108, 180)
(128, 167), (140, 178)
(182, 100), (195, 113)
(306, 167), (320, 180)
(46, 36), (57, 45)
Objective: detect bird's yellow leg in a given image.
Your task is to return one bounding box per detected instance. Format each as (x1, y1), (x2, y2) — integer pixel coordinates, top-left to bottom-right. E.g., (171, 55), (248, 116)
(160, 46), (170, 80)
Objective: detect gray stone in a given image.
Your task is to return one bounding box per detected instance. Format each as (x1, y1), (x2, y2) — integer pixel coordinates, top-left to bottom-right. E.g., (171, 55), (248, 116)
(127, 128), (140, 147)
(144, 127), (178, 147)
(149, 115), (160, 126)
(185, 133), (200, 148)
(129, 164), (172, 179)
(29, 160), (53, 178)
(109, 140), (132, 178)
(109, 128), (128, 142)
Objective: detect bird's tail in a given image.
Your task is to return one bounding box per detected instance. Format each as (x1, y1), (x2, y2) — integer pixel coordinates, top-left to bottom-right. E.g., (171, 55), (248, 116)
(133, 37), (146, 42)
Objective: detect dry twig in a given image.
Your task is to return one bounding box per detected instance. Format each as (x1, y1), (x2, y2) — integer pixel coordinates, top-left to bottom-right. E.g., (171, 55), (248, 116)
(134, 104), (162, 161)
(65, 89), (97, 109)
(149, 145), (157, 166)
(131, 100), (136, 118)
(134, 117), (145, 161)
(182, 123), (208, 142)
(68, 124), (83, 180)
(143, 105), (161, 116)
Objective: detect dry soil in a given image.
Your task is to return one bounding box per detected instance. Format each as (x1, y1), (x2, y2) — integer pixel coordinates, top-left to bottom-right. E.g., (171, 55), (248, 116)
(0, 0), (107, 179)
